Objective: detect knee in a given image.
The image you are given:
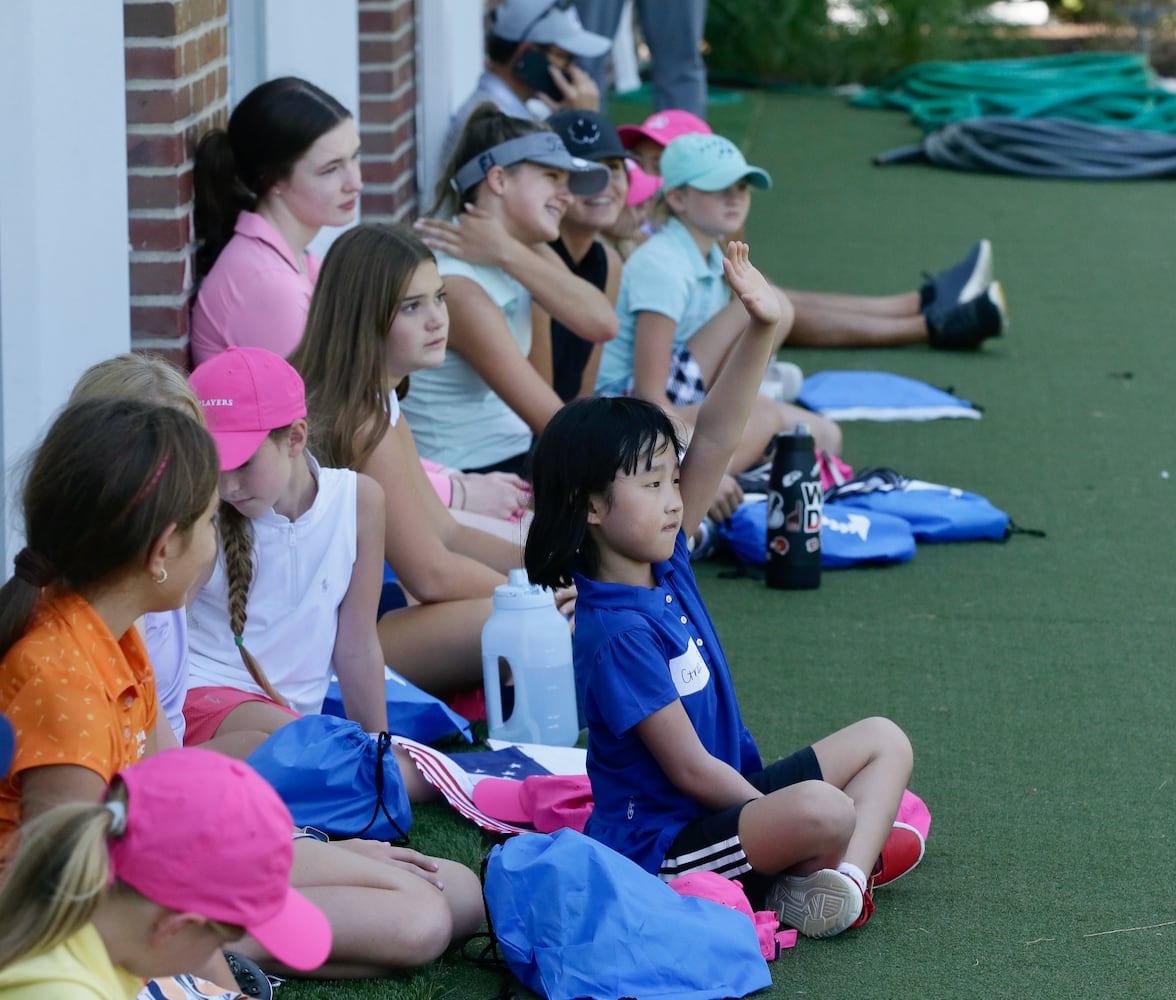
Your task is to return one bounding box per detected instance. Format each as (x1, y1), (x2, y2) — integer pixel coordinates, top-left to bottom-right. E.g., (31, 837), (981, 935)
(864, 716), (914, 777)
(393, 897), (455, 967)
(794, 780), (856, 848)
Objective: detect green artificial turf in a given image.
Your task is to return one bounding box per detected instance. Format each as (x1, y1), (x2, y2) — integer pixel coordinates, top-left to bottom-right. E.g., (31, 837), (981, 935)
(282, 89), (1176, 999)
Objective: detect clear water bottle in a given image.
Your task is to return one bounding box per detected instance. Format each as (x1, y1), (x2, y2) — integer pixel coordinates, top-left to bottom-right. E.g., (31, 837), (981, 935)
(765, 425), (822, 589)
(482, 569), (579, 746)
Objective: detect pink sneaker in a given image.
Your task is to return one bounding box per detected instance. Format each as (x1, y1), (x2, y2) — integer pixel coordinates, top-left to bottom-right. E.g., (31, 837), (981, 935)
(872, 821), (926, 888)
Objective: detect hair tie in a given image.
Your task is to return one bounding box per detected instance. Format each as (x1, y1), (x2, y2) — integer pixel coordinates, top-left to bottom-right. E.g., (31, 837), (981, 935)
(13, 548), (56, 588)
(104, 800), (128, 836)
(234, 635), (244, 647)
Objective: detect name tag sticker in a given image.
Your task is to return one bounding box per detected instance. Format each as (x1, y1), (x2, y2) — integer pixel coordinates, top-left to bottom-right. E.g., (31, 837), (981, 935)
(670, 642), (709, 697)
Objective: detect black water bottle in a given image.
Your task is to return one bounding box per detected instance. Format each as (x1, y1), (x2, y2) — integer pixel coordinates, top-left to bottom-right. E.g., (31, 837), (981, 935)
(765, 425), (822, 589)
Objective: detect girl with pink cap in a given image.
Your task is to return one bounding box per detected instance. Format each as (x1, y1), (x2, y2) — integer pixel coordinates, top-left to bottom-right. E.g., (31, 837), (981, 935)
(0, 748), (331, 997)
(62, 352), (487, 984)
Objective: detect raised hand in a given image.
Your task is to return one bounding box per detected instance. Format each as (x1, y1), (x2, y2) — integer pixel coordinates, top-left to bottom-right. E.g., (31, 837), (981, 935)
(722, 241), (788, 331)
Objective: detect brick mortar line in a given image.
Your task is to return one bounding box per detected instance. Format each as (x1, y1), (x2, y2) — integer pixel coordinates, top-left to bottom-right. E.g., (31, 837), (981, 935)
(124, 22), (227, 50)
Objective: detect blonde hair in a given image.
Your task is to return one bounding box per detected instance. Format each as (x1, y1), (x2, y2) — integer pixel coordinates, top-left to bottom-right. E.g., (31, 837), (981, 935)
(70, 353), (203, 423)
(67, 351), (285, 706)
(0, 784), (128, 967)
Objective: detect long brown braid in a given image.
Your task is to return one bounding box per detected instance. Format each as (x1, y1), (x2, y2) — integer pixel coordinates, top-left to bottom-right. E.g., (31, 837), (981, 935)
(216, 499), (288, 707)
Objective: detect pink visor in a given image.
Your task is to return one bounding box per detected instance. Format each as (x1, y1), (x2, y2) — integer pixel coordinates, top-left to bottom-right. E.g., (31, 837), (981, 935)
(472, 774), (593, 834)
(625, 162), (663, 206)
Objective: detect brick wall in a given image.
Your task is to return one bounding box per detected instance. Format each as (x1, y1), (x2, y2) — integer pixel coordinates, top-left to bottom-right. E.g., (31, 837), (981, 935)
(358, 0), (418, 223)
(122, 1), (419, 362)
(124, 0), (229, 366)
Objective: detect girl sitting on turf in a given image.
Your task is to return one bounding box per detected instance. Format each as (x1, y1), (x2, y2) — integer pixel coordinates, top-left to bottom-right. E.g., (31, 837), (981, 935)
(291, 225), (544, 697)
(524, 240), (920, 939)
(192, 76), (521, 525)
(617, 109), (1005, 351)
(0, 748), (331, 996)
(408, 103), (618, 477)
(594, 129), (843, 460)
(2, 374), (485, 977)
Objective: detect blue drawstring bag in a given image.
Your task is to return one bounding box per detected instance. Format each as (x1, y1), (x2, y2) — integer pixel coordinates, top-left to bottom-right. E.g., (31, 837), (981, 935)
(321, 668), (473, 745)
(247, 715), (411, 842)
(825, 469), (1012, 542)
(720, 498), (917, 568)
(798, 370), (981, 421)
(484, 829), (770, 1000)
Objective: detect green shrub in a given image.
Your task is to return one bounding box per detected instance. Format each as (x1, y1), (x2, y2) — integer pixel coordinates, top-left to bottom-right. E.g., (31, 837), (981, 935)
(704, 0), (1037, 86)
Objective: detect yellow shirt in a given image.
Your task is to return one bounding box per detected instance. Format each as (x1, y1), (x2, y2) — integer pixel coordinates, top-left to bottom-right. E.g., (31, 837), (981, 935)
(0, 923), (142, 999)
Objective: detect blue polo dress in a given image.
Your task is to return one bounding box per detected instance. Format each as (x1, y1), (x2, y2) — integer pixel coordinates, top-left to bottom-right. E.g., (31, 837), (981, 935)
(572, 531), (762, 874)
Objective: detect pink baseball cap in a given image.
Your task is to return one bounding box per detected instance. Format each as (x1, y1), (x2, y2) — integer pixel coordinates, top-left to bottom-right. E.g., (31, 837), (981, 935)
(189, 347), (307, 471)
(624, 161), (663, 207)
(107, 748), (332, 972)
(472, 774), (593, 833)
(617, 110), (712, 151)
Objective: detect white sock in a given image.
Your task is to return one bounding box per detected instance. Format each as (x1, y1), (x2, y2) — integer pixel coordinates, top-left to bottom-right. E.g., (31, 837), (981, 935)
(837, 862), (867, 894)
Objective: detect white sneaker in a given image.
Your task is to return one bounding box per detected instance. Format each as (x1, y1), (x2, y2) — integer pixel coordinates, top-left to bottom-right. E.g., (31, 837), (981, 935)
(766, 868), (863, 938)
(759, 361), (804, 403)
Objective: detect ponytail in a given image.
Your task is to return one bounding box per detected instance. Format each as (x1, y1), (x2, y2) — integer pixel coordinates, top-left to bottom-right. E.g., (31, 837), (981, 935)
(193, 129), (254, 280)
(216, 501), (289, 707)
(0, 785), (128, 969)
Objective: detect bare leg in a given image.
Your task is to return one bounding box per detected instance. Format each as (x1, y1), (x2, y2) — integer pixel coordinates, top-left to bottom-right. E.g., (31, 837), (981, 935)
(688, 297), (792, 384)
(789, 302), (928, 348)
(377, 598), (492, 697)
(786, 287), (921, 318)
(231, 839), (484, 976)
(811, 717), (913, 875)
(737, 780), (856, 875)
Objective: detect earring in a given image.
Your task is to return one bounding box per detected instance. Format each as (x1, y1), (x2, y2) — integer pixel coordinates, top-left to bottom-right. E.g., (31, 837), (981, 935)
(154, 568), (168, 585)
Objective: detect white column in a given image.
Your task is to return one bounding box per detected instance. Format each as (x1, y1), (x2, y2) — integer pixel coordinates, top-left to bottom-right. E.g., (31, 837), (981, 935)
(228, 0), (360, 259)
(415, 0), (484, 214)
(0, 1), (131, 565)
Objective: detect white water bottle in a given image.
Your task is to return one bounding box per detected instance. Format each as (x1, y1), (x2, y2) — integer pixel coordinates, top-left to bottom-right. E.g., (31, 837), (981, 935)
(481, 569), (579, 747)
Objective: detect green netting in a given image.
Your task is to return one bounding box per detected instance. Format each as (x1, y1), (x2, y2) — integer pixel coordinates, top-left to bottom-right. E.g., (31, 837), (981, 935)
(852, 51), (1176, 133)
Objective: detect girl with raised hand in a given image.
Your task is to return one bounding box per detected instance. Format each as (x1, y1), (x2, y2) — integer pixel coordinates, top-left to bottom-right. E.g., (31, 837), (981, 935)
(0, 748), (331, 997)
(525, 241), (918, 940)
(291, 225), (539, 696)
(409, 103), (618, 476)
(64, 352), (488, 980)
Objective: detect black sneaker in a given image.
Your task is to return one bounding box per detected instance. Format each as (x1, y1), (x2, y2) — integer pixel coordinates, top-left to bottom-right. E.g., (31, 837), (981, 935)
(920, 239), (993, 327)
(223, 951), (274, 1000)
(927, 281), (1006, 350)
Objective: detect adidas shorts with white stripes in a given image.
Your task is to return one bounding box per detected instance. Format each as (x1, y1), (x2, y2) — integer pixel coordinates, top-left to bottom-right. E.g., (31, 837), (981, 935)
(658, 746), (822, 903)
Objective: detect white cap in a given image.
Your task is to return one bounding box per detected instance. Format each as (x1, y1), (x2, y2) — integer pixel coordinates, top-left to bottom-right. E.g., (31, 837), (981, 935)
(490, 0), (613, 58)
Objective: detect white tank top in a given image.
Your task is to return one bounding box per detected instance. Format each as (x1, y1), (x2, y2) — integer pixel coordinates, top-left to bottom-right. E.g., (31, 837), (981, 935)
(186, 459), (358, 716)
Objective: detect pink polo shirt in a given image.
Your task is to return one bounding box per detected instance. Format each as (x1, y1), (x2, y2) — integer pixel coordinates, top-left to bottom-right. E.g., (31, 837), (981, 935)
(190, 211), (322, 366)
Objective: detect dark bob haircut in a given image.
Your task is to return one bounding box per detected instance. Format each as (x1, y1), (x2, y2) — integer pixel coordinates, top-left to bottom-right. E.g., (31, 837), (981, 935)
(524, 397), (683, 589)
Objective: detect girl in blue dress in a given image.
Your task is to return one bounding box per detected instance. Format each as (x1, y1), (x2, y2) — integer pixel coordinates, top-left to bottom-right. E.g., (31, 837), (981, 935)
(525, 240), (918, 939)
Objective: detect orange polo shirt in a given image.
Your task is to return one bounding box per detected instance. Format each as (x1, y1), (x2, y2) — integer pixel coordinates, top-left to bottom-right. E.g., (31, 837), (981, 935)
(0, 590), (157, 844)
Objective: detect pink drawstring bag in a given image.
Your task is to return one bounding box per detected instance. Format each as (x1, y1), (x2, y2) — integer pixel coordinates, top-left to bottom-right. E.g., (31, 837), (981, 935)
(669, 871), (797, 960)
(897, 788), (932, 840)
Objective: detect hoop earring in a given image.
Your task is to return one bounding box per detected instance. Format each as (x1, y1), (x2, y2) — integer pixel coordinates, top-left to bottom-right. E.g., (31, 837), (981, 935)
(154, 568), (168, 585)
